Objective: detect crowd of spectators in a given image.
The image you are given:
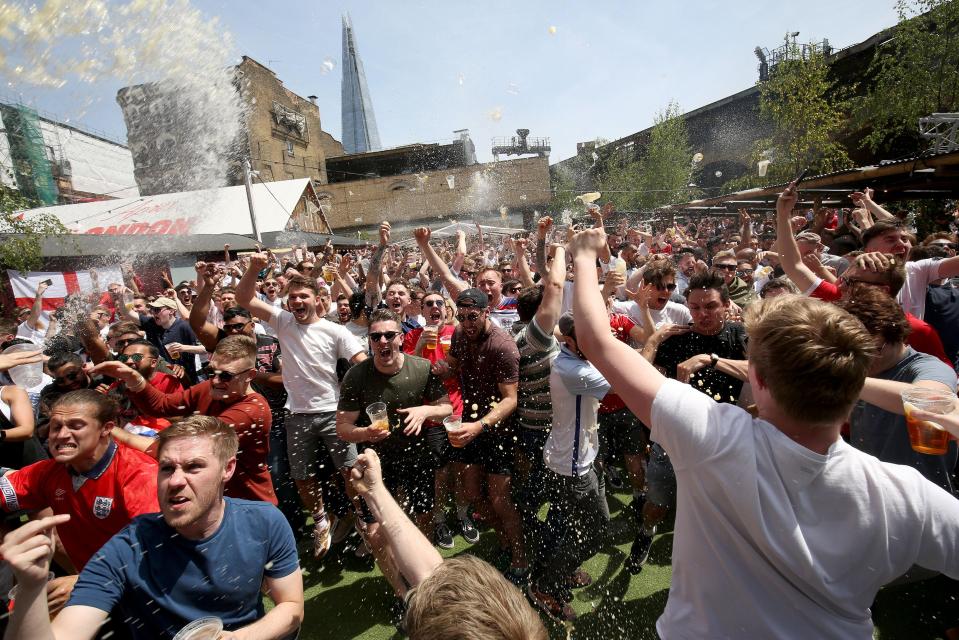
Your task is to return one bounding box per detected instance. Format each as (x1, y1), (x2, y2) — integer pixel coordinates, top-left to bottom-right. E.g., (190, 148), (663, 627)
(0, 184), (958, 638)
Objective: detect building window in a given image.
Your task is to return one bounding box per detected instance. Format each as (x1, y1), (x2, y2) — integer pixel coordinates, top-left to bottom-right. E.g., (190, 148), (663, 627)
(287, 141), (294, 157)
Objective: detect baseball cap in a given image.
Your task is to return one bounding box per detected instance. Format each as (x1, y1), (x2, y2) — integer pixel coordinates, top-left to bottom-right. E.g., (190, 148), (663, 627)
(148, 296), (178, 310)
(795, 231), (823, 244)
(456, 288), (489, 309)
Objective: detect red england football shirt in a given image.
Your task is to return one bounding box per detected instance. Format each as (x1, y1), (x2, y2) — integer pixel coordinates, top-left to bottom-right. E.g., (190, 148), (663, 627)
(0, 441), (158, 569)
(403, 324), (462, 417)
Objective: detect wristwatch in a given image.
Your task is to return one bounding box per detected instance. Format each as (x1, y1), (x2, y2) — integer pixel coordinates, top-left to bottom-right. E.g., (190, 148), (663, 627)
(480, 419), (490, 432)
(709, 353), (720, 368)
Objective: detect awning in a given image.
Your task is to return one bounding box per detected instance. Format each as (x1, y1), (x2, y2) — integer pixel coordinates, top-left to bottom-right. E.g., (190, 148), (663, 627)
(664, 150), (959, 214)
(18, 178), (314, 236)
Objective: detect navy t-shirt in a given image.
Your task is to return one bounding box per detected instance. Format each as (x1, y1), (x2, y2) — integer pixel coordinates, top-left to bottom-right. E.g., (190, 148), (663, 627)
(68, 498), (299, 639)
(138, 315), (200, 383)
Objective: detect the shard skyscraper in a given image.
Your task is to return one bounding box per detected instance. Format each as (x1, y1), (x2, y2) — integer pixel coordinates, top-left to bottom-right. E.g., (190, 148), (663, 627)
(340, 13), (382, 154)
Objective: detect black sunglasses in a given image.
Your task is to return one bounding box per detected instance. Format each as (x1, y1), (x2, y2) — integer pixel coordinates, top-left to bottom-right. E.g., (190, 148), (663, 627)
(423, 299), (444, 308)
(54, 369), (84, 384)
(654, 283), (678, 292)
(200, 365), (253, 382)
(117, 353), (145, 364)
(114, 337), (139, 350)
(713, 263), (737, 271)
(456, 309), (482, 322)
(369, 331), (401, 342)
(223, 321), (250, 332)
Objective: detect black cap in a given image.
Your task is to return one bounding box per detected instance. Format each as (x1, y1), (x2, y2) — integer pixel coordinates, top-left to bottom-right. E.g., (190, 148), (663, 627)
(456, 288), (489, 309)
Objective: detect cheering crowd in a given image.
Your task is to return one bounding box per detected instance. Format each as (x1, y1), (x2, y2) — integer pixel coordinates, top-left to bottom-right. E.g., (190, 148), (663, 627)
(0, 181), (958, 639)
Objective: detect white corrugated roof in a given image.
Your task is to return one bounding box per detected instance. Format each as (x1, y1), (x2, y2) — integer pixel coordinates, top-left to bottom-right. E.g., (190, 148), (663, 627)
(20, 178), (312, 236)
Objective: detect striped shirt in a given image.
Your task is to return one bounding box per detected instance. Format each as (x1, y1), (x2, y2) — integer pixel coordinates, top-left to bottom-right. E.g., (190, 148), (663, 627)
(513, 317), (560, 431)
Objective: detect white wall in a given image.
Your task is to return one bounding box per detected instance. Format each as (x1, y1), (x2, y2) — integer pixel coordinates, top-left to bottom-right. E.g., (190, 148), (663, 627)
(38, 119), (139, 199)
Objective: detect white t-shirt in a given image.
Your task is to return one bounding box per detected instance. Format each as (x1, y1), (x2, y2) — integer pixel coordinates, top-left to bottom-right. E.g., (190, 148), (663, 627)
(900, 258), (942, 320)
(651, 378), (959, 639)
(544, 348), (610, 477)
(16, 322), (46, 348)
(267, 309), (365, 413)
(611, 300), (691, 332)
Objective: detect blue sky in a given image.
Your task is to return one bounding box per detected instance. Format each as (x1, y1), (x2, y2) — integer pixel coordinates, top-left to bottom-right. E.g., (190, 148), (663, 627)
(3, 1), (901, 163)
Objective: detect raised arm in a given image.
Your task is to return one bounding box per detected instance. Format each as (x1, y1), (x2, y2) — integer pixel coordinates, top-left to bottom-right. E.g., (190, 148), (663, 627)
(414, 227), (467, 298)
(25, 281), (49, 332)
(533, 245), (566, 335)
(852, 188), (895, 222)
(571, 227), (666, 427)
(235, 253), (276, 323)
(351, 449), (443, 587)
(534, 216), (552, 276)
(513, 238), (536, 288)
(365, 222), (390, 308)
(775, 182), (819, 292)
(188, 262), (222, 353)
(0, 386), (35, 442)
(735, 209), (753, 252)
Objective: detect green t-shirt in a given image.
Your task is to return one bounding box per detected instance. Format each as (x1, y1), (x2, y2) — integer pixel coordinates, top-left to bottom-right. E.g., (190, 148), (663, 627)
(338, 355), (447, 456)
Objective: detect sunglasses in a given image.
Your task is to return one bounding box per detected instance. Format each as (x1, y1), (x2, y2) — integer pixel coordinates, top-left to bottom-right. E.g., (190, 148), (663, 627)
(223, 321), (250, 332)
(114, 337), (139, 350)
(713, 263), (737, 271)
(456, 309), (482, 322)
(930, 242), (957, 250)
(654, 283), (678, 292)
(369, 331), (401, 342)
(200, 365), (253, 382)
(54, 369), (84, 384)
(736, 271), (752, 278)
(423, 299), (444, 308)
(117, 353), (146, 364)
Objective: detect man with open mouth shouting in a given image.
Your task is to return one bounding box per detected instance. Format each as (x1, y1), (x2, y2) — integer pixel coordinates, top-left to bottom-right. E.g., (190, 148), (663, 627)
(336, 308), (452, 618)
(237, 253), (367, 560)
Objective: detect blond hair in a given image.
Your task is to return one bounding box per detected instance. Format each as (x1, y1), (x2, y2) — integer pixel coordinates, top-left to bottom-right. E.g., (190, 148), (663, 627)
(744, 295), (875, 426)
(213, 334), (256, 368)
(156, 415), (239, 467)
(405, 555), (547, 640)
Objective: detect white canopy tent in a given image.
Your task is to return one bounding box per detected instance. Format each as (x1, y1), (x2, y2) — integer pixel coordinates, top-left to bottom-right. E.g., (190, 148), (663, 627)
(19, 178), (318, 238)
(394, 221), (525, 246)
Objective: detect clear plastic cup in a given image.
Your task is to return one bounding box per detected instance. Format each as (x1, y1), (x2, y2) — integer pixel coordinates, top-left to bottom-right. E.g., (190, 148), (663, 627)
(322, 265), (335, 284)
(366, 402), (389, 432)
(3, 343), (43, 388)
(901, 388), (955, 455)
(443, 415), (464, 448)
(172, 617), (224, 640)
(424, 324), (440, 350)
(439, 334), (452, 356)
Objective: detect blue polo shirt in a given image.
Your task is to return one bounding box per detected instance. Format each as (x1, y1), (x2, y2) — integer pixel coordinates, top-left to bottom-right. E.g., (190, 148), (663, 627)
(68, 498), (299, 639)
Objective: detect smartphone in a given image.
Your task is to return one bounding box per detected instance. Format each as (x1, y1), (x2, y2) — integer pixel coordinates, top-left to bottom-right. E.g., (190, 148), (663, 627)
(40, 279), (53, 287)
(793, 168), (809, 186)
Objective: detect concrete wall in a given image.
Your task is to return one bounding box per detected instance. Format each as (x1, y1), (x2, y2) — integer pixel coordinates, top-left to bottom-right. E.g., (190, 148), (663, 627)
(237, 57), (329, 185)
(317, 156), (550, 235)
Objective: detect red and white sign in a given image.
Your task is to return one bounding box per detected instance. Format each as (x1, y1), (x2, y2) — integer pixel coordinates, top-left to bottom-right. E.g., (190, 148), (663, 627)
(8, 266), (124, 312)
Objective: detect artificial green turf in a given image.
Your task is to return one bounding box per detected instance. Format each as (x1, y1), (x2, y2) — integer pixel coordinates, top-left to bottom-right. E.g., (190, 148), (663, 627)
(292, 487), (672, 640)
(287, 485), (956, 639)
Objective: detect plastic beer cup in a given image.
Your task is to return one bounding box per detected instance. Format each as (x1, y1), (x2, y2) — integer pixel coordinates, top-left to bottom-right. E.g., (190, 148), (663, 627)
(443, 415), (463, 448)
(901, 387), (955, 455)
(366, 402), (389, 432)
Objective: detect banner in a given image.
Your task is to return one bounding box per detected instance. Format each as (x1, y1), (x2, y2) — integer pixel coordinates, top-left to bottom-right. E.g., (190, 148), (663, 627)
(8, 265), (125, 312)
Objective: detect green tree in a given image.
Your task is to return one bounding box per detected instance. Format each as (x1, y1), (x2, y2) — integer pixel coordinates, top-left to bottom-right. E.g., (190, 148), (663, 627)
(0, 178), (68, 275)
(548, 138), (606, 212)
(728, 41), (852, 190)
(856, 0), (959, 153)
(600, 101), (696, 211)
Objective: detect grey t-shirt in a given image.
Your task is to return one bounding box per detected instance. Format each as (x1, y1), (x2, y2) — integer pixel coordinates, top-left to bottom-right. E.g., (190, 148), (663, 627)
(850, 348), (958, 495)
